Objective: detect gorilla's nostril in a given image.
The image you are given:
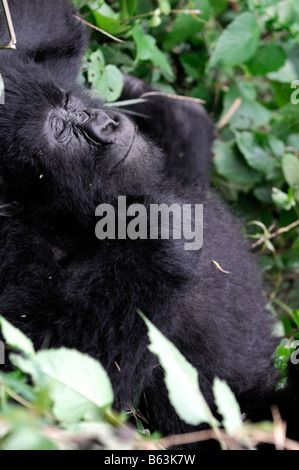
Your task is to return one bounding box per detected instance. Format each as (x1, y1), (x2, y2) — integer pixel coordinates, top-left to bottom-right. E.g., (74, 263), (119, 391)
(81, 110), (120, 144)
(102, 120), (118, 132)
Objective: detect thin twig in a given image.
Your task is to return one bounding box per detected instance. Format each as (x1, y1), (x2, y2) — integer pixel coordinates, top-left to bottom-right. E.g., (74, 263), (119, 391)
(159, 427), (299, 450)
(248, 432), (299, 450)
(1, 381), (36, 412)
(172, 9), (202, 14)
(269, 219), (299, 239)
(216, 98), (242, 129)
(272, 297), (294, 318)
(251, 219), (299, 249)
(73, 15), (124, 43)
(160, 428), (234, 449)
(141, 91), (205, 104)
(123, 8), (202, 22)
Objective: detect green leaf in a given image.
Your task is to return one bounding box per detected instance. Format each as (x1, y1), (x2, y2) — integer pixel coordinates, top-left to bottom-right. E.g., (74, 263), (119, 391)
(246, 44), (286, 75)
(209, 12), (260, 67)
(253, 186), (273, 204)
(132, 26), (155, 62)
(179, 54), (203, 79)
(233, 81), (256, 101)
(87, 49), (105, 81)
(288, 135), (299, 151)
(0, 372), (37, 402)
(87, 50), (124, 102)
(271, 81), (294, 108)
(0, 317), (35, 357)
(162, 0), (210, 51)
(102, 65), (124, 102)
(275, 341), (295, 375)
(148, 10), (162, 28)
(282, 153), (299, 188)
(139, 312), (218, 427)
(235, 132), (276, 174)
(267, 60), (297, 84)
(213, 141), (262, 184)
(279, 102), (299, 120)
(119, 0), (136, 18)
(38, 348), (114, 421)
(92, 11), (126, 35)
(12, 348), (114, 422)
(272, 187), (294, 210)
(209, 0), (228, 15)
(72, 0), (91, 7)
(220, 84), (272, 129)
(132, 26), (174, 82)
(149, 44), (174, 82)
(282, 247), (299, 270)
(158, 0), (171, 15)
(3, 428), (56, 451)
(267, 134), (285, 158)
(213, 378), (243, 436)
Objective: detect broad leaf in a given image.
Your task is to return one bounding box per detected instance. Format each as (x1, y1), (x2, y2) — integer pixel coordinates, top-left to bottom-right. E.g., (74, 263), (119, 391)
(209, 12), (260, 67)
(220, 84), (272, 129)
(282, 153), (299, 188)
(213, 378), (243, 436)
(163, 0), (210, 51)
(0, 317), (35, 357)
(214, 141), (262, 184)
(235, 132), (276, 174)
(140, 312), (218, 427)
(11, 347), (114, 422)
(272, 187), (294, 210)
(246, 44), (286, 75)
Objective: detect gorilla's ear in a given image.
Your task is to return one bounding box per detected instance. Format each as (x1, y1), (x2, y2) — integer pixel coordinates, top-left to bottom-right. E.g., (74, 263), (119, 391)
(0, 201), (23, 217)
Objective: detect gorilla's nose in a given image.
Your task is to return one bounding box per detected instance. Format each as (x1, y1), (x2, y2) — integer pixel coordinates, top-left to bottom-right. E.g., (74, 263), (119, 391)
(83, 109), (119, 144)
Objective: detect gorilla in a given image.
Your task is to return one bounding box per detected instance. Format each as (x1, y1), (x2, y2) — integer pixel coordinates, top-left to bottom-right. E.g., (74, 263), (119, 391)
(0, 0), (295, 445)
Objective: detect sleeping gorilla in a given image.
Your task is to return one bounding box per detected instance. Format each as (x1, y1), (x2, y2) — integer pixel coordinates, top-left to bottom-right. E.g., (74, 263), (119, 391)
(0, 0), (296, 445)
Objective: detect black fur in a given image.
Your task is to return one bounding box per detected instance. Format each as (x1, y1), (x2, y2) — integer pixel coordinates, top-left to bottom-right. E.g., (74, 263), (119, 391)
(0, 0), (287, 444)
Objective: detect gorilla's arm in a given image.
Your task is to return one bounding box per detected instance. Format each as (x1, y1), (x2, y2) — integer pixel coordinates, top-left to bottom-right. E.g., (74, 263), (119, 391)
(2, 0), (88, 85)
(119, 74), (214, 188)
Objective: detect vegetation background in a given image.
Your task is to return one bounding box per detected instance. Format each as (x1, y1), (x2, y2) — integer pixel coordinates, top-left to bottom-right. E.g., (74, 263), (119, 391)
(0, 0), (299, 450)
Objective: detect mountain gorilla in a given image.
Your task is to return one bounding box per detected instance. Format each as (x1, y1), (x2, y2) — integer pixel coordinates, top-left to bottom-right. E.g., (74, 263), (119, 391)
(0, 0), (296, 445)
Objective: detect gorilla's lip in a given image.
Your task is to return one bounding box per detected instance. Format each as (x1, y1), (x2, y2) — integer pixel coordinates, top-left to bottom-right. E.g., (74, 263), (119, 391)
(111, 130), (136, 171)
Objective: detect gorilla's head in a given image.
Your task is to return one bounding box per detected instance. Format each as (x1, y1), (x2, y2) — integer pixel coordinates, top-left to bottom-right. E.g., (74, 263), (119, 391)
(0, 60), (164, 222)
(46, 92), (135, 169)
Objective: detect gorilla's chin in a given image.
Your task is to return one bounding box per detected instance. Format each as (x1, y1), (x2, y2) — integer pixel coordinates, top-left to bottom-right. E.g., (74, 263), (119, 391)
(111, 131), (137, 169)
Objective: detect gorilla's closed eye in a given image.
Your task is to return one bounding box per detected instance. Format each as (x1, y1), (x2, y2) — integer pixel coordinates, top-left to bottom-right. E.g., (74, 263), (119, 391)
(52, 115), (65, 135)
(51, 115), (71, 143)
(50, 102), (90, 145)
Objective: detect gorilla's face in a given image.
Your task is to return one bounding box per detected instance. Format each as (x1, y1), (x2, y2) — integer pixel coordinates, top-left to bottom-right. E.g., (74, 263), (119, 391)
(46, 92), (139, 172)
